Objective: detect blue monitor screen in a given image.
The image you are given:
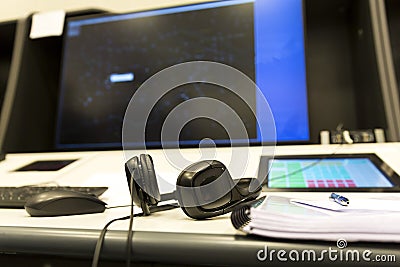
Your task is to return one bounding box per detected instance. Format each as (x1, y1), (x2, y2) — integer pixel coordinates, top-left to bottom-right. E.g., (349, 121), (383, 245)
(56, 0), (308, 149)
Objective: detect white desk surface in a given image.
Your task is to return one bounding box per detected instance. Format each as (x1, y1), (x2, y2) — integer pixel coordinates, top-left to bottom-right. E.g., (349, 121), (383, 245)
(1, 143), (400, 235)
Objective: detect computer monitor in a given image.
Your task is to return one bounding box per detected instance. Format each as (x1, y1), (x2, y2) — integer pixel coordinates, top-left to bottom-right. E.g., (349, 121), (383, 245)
(56, 0), (308, 149)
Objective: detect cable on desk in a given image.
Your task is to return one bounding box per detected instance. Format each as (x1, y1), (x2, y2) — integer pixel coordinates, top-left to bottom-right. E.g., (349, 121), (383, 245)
(106, 203), (178, 210)
(106, 204), (132, 209)
(91, 215), (130, 267)
(126, 172), (135, 267)
(91, 202), (178, 267)
(91, 171), (136, 267)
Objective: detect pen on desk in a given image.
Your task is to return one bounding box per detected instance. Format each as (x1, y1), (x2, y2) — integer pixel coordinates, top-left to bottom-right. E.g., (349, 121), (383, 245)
(329, 193), (350, 206)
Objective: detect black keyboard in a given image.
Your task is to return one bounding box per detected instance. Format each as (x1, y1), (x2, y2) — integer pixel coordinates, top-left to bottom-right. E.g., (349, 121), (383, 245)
(0, 186), (108, 208)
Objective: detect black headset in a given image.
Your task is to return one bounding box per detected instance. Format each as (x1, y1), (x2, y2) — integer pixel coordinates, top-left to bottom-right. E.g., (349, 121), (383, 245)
(124, 154), (262, 220)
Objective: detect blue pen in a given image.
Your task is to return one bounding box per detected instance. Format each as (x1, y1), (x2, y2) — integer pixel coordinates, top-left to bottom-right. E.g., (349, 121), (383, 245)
(329, 193), (350, 206)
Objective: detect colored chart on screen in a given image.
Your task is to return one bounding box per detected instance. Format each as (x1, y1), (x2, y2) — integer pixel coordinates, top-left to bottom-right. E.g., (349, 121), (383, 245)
(268, 158), (393, 188)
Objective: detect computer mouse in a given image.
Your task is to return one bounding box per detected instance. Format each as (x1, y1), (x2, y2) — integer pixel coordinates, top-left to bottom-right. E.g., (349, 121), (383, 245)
(24, 190), (107, 217)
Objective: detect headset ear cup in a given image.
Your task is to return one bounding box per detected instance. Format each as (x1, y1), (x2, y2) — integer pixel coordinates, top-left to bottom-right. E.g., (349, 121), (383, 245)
(125, 156), (151, 215)
(176, 160), (262, 219)
(139, 154), (161, 205)
(176, 160), (234, 219)
(124, 155), (161, 216)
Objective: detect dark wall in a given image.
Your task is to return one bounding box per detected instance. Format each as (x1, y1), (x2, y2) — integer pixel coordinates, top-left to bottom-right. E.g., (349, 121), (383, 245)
(3, 10), (105, 153)
(0, 20), (16, 110)
(305, 0), (387, 143)
(4, 17), (61, 153)
(385, 0), (400, 96)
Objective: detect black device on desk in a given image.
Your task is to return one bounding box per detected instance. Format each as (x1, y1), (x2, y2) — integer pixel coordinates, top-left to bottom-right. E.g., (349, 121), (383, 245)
(125, 154), (262, 220)
(0, 186), (107, 209)
(24, 190), (107, 217)
(258, 153), (400, 192)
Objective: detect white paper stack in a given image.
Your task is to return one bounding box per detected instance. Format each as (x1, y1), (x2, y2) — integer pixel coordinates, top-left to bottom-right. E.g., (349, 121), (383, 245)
(241, 196), (400, 242)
